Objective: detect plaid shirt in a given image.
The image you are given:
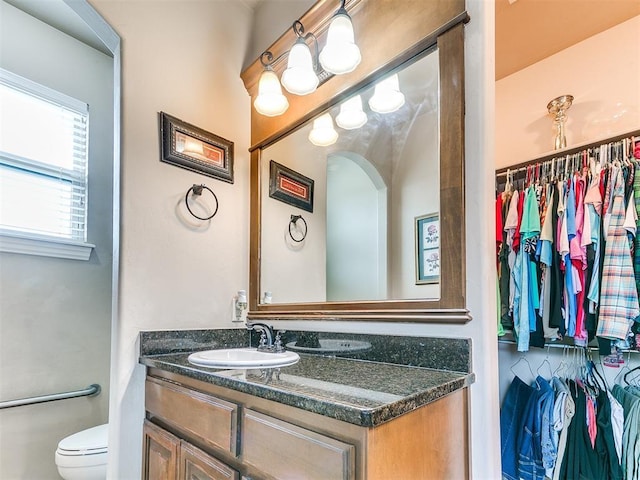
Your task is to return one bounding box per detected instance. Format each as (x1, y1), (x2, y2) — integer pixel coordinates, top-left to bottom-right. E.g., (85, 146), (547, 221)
(597, 166), (639, 340)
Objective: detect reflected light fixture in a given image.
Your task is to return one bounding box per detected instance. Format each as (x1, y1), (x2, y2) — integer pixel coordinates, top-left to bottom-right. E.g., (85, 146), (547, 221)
(253, 57), (289, 117)
(368, 73), (405, 114)
(336, 94), (367, 129)
(308, 113), (338, 146)
(319, 0), (361, 74)
(253, 1), (361, 117)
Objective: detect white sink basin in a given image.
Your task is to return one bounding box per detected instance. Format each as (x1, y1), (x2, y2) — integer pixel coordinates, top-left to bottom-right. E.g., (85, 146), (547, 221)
(187, 348), (300, 369)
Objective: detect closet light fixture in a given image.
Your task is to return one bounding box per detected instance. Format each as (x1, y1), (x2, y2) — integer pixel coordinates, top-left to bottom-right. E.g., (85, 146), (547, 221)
(253, 1), (361, 117)
(308, 113), (338, 146)
(368, 73), (405, 114)
(547, 94), (573, 150)
(336, 94), (367, 129)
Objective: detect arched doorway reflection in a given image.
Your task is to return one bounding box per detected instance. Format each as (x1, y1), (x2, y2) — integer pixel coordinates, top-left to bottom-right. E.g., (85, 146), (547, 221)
(326, 152), (387, 301)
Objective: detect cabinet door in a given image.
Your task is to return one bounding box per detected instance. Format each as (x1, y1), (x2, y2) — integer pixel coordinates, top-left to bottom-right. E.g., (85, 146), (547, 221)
(179, 441), (239, 480)
(142, 420), (179, 480)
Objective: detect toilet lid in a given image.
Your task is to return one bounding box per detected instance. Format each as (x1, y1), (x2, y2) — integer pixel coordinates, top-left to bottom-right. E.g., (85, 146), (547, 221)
(58, 424), (108, 455)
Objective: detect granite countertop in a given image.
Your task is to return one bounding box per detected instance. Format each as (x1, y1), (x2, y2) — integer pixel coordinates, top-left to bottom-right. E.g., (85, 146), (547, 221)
(140, 350), (474, 428)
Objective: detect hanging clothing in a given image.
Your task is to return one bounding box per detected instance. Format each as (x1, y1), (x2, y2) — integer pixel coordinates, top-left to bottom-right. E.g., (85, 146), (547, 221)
(552, 378), (575, 480)
(611, 384), (640, 480)
(495, 134), (640, 350)
(598, 167), (640, 341)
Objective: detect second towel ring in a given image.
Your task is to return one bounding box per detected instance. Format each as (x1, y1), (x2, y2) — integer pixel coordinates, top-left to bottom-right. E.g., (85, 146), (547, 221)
(289, 214), (308, 242)
(185, 184), (219, 221)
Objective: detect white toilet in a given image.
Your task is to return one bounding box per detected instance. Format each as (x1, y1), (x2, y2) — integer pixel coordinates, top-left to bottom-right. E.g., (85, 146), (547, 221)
(55, 424), (108, 480)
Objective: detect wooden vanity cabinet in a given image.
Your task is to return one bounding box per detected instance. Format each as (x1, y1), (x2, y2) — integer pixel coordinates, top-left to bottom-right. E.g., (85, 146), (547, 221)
(142, 420), (239, 480)
(143, 369), (469, 480)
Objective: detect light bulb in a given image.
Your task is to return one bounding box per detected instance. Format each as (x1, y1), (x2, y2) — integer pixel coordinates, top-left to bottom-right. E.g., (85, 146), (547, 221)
(281, 39), (319, 95)
(254, 68), (289, 117)
(336, 95), (367, 129)
(308, 113), (338, 146)
(368, 73), (405, 114)
(319, 11), (361, 75)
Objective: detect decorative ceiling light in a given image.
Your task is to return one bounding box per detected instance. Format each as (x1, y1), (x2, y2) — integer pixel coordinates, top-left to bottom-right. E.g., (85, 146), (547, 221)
(253, 2), (361, 117)
(253, 60), (289, 117)
(319, 0), (361, 75)
(368, 73), (405, 114)
(547, 94), (573, 150)
(308, 113), (338, 146)
(336, 94), (367, 130)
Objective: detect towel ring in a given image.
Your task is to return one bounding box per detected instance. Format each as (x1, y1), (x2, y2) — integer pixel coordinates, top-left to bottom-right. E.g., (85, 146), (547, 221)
(288, 214), (307, 243)
(185, 184), (218, 221)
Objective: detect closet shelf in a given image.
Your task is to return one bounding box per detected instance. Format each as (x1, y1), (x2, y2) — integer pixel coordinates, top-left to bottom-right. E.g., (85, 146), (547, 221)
(498, 337), (639, 354)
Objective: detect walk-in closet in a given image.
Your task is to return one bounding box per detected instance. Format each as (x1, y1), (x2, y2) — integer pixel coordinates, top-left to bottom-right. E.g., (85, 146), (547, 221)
(495, 10), (640, 480)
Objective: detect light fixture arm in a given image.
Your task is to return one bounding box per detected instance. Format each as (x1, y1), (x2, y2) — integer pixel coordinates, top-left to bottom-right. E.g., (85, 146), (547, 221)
(292, 20), (320, 73)
(260, 50), (286, 69)
(259, 21), (320, 73)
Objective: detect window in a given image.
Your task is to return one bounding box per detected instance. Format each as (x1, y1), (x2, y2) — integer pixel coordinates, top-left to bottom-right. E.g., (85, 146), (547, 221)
(0, 68), (93, 260)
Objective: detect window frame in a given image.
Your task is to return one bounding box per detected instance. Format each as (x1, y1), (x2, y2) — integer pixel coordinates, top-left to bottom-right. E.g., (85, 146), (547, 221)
(0, 68), (94, 260)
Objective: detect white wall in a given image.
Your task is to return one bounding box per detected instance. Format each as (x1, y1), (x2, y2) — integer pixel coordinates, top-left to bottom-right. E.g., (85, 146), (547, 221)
(0, 2), (113, 478)
(496, 15), (640, 168)
(88, 1), (253, 478)
(390, 109), (440, 299)
(248, 0), (501, 479)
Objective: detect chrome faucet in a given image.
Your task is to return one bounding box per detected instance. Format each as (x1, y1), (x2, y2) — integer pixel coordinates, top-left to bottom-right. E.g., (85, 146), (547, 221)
(246, 322), (275, 351)
(246, 322), (286, 353)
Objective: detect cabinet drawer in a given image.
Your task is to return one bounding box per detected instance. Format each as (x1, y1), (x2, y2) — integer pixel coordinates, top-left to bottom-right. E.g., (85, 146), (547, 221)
(145, 377), (239, 456)
(242, 409), (355, 480)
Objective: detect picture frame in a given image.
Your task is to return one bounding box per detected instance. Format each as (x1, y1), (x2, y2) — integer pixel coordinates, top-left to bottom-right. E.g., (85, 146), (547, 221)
(159, 112), (234, 183)
(415, 213), (440, 284)
(268, 160), (314, 213)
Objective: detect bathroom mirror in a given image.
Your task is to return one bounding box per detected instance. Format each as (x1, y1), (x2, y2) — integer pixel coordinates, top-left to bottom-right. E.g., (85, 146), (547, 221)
(242, 0), (469, 322)
(260, 48), (440, 305)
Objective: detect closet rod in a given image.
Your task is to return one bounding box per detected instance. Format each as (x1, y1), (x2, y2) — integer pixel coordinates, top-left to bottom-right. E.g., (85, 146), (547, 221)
(498, 338), (639, 354)
(495, 128), (640, 177)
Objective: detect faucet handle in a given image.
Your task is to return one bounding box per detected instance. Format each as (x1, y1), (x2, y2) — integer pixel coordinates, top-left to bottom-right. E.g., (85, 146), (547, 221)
(258, 330), (268, 349)
(274, 331), (284, 352)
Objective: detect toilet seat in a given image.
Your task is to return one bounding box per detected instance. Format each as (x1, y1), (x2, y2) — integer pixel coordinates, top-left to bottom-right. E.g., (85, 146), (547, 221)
(55, 424), (108, 477)
(57, 424), (108, 456)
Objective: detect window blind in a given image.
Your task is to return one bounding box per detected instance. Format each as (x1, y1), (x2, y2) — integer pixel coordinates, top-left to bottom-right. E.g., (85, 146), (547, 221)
(0, 68), (89, 243)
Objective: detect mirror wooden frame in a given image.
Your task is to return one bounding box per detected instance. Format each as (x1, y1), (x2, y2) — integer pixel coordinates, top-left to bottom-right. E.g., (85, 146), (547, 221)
(241, 0), (469, 323)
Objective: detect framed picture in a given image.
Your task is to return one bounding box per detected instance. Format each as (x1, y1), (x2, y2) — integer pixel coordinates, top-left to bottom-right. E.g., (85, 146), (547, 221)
(415, 213), (440, 284)
(159, 112), (234, 183)
(268, 160), (314, 213)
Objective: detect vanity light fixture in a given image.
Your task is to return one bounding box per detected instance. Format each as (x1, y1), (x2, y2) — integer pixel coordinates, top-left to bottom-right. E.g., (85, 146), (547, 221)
(335, 94), (367, 130)
(253, 1), (361, 117)
(368, 73), (405, 114)
(308, 113), (338, 146)
(318, 0), (361, 75)
(281, 33), (319, 95)
(253, 61), (289, 117)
